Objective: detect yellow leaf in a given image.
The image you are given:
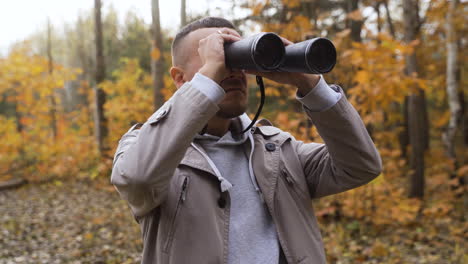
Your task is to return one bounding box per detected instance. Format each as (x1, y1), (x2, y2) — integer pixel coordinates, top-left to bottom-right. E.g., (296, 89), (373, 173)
(355, 71), (370, 84)
(84, 232), (94, 240)
(151, 48), (161, 60)
(53, 180), (63, 187)
(433, 111), (450, 128)
(284, 0), (301, 8)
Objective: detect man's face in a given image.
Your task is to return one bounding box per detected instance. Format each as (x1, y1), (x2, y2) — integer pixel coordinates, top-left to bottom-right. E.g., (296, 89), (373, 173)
(179, 28), (249, 119)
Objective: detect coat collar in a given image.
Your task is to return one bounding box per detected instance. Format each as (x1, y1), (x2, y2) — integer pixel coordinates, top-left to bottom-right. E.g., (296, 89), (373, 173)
(255, 126), (281, 137)
(180, 146), (217, 176)
(180, 114), (290, 178)
(238, 113), (281, 137)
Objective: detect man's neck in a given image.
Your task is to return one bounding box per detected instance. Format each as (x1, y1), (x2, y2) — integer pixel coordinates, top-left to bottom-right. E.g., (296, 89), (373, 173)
(206, 115), (231, 137)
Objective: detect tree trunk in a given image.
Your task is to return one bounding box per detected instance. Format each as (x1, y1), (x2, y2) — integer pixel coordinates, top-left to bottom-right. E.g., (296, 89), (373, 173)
(347, 0), (362, 42)
(399, 96), (409, 158)
(301, 0), (317, 29)
(0, 177), (28, 191)
(180, 0), (187, 27)
(47, 18), (57, 140)
(76, 16), (92, 109)
(383, 0), (396, 38)
(461, 88), (468, 146)
(94, 0), (108, 155)
(443, 0), (461, 173)
(152, 0), (165, 110)
(14, 101), (22, 133)
(403, 0), (427, 198)
(374, 2), (381, 34)
(385, 0), (401, 154)
(408, 92), (426, 198)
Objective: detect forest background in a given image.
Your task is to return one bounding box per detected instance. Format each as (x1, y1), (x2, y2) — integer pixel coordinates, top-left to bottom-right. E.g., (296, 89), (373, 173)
(0, 0), (466, 263)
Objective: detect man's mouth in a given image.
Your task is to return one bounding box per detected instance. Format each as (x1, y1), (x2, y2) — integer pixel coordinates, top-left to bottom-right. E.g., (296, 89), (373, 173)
(226, 88), (243, 94)
(221, 77), (246, 94)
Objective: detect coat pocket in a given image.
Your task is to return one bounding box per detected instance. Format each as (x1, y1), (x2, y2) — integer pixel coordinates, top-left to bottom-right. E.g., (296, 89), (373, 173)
(280, 168), (308, 204)
(163, 175), (190, 253)
(280, 168), (314, 226)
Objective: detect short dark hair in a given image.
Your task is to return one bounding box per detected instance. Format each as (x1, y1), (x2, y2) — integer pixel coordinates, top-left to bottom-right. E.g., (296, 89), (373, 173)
(171, 17), (237, 66)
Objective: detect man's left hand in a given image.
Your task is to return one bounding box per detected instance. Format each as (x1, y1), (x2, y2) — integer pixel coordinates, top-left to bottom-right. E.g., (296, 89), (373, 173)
(244, 37), (321, 97)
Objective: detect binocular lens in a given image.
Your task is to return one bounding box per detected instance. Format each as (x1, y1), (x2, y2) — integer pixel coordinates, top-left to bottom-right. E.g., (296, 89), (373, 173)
(225, 32), (285, 71)
(253, 33), (285, 70)
(225, 33), (336, 74)
(307, 38), (336, 73)
(280, 38), (336, 74)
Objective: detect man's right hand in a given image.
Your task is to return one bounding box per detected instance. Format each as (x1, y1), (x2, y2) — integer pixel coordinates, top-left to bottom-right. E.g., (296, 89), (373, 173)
(198, 28), (241, 84)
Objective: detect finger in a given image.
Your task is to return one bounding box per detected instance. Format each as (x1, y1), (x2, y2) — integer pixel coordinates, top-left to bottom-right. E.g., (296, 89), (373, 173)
(219, 33), (241, 43)
(279, 36), (294, 46)
(220, 27), (242, 38)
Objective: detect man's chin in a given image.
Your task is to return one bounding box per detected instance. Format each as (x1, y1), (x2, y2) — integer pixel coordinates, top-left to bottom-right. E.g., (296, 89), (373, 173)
(216, 105), (247, 119)
(216, 111), (244, 119)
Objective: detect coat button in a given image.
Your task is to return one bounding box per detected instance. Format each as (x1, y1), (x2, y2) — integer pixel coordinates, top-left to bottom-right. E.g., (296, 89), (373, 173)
(217, 197), (226, 208)
(265, 143), (276, 152)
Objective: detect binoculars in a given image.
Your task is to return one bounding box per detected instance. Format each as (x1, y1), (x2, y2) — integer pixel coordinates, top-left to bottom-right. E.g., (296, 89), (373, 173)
(224, 32), (336, 74)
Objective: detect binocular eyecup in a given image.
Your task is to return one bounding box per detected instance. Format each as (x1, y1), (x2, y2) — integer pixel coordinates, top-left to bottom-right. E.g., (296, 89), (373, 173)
(224, 32), (336, 74)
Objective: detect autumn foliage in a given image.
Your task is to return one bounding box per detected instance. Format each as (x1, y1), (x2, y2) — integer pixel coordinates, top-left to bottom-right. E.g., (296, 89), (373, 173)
(1, 0), (466, 262)
(0, 45), (98, 182)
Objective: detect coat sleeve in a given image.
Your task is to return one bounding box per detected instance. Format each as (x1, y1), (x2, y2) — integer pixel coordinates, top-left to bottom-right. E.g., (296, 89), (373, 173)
(110, 82), (219, 217)
(295, 85), (382, 198)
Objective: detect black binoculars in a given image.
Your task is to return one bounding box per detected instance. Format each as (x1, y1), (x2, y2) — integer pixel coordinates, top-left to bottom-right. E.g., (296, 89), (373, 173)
(224, 32), (336, 74)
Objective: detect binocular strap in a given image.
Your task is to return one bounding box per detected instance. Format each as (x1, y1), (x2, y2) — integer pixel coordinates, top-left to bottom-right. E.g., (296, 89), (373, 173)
(241, 76), (265, 134)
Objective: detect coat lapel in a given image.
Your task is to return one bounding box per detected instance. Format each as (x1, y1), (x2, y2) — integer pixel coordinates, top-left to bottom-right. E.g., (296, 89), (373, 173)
(179, 145), (217, 177)
(252, 126), (292, 212)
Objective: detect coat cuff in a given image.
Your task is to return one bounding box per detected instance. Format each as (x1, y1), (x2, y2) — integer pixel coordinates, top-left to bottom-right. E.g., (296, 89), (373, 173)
(296, 75), (342, 112)
(190, 72), (226, 104)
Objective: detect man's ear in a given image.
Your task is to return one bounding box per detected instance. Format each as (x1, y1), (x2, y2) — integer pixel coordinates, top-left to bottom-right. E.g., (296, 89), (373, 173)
(170, 66), (186, 89)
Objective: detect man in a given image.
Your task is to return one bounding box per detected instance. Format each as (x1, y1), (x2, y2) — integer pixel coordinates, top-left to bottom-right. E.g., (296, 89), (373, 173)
(111, 17), (382, 264)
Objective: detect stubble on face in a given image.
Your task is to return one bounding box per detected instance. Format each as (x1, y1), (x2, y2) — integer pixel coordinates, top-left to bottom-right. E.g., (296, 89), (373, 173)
(216, 75), (249, 119)
(180, 28), (250, 119)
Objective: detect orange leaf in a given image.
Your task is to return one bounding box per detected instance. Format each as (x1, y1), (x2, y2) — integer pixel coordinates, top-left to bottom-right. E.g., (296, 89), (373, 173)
(252, 2), (264, 16)
(347, 9), (363, 21)
(457, 165), (468, 177)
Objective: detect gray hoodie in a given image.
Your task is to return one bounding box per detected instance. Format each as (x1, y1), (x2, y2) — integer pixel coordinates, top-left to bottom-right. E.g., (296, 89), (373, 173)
(194, 116), (281, 263)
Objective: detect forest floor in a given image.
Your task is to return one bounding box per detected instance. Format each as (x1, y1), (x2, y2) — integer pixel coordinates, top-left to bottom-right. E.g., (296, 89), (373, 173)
(0, 178), (466, 264)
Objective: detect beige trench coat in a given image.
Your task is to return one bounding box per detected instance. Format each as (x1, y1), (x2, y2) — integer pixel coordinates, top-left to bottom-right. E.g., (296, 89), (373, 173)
(111, 81), (382, 264)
